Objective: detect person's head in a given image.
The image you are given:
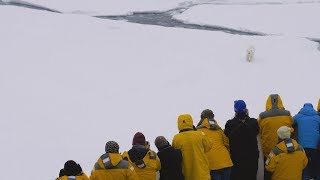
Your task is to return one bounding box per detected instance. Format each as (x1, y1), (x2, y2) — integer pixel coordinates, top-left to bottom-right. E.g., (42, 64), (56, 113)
(266, 94), (284, 110)
(197, 109), (215, 127)
(62, 160), (82, 176)
(105, 141), (120, 153)
(154, 136), (170, 151)
(177, 114), (194, 131)
(201, 109), (214, 120)
(317, 99), (320, 112)
(234, 100), (248, 115)
(132, 132), (146, 146)
(277, 126), (293, 140)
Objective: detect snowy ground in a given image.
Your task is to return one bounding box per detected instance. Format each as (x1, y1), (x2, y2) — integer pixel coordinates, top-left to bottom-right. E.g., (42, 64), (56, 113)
(1, 1), (320, 180)
(174, 3), (320, 38)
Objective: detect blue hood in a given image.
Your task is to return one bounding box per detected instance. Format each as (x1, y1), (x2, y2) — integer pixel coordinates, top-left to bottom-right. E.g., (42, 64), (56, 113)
(298, 103), (318, 116)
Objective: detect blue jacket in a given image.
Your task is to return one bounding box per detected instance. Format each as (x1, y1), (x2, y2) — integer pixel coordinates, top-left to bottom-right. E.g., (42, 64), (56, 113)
(293, 103), (320, 149)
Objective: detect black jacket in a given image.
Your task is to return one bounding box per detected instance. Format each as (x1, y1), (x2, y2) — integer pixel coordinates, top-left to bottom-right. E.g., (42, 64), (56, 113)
(224, 113), (259, 163)
(157, 145), (184, 180)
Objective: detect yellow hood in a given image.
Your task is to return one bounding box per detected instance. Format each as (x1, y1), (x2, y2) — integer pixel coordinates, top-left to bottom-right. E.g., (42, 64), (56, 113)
(178, 114), (194, 131)
(200, 118), (211, 129)
(266, 94), (285, 111)
(109, 153), (122, 166)
(317, 99), (320, 112)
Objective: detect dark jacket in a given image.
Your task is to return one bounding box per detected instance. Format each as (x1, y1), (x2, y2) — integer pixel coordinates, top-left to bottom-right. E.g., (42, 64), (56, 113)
(224, 113), (259, 163)
(157, 145), (184, 180)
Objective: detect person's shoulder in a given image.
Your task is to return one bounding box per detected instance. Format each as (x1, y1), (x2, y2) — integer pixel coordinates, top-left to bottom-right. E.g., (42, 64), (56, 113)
(247, 117), (258, 122)
(225, 118), (238, 127)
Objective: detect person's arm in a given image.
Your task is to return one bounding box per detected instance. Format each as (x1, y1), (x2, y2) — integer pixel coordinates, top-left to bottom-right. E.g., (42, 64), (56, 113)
(252, 118), (259, 135)
(221, 130), (230, 151)
(265, 151), (277, 173)
(224, 121), (230, 138)
(201, 131), (213, 153)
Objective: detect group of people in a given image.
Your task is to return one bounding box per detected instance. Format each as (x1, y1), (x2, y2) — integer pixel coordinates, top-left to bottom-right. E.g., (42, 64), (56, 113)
(55, 94), (320, 180)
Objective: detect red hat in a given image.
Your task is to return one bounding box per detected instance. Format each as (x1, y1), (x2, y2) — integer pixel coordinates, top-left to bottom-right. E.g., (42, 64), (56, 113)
(132, 132), (146, 145)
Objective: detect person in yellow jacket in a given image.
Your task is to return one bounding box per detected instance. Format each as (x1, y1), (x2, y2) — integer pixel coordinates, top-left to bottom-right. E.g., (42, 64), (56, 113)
(265, 126), (308, 180)
(55, 160), (89, 180)
(172, 114), (213, 180)
(197, 109), (233, 180)
(122, 132), (160, 180)
(258, 94), (293, 179)
(90, 141), (139, 180)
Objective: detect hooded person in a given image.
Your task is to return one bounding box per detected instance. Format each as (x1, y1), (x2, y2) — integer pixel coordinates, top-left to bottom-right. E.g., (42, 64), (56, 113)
(293, 103), (320, 180)
(258, 94), (294, 157)
(265, 126), (308, 180)
(172, 114), (213, 180)
(55, 160), (89, 180)
(258, 94), (293, 180)
(122, 132), (161, 180)
(90, 141), (139, 180)
(154, 136), (184, 180)
(197, 109), (233, 180)
(318, 99), (320, 113)
(224, 100), (259, 180)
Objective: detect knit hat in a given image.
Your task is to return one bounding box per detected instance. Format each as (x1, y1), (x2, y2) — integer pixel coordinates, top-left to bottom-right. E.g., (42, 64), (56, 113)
(154, 136), (170, 149)
(234, 100), (247, 113)
(105, 141), (119, 153)
(132, 132), (146, 145)
(64, 160), (82, 176)
(277, 126), (293, 139)
(200, 109), (214, 120)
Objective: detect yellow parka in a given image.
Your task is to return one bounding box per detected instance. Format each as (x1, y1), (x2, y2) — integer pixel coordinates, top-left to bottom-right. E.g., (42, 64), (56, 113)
(122, 149), (160, 180)
(317, 98), (320, 112)
(56, 173), (89, 180)
(172, 114), (213, 180)
(265, 138), (308, 180)
(258, 94), (293, 158)
(90, 153), (139, 180)
(197, 118), (233, 170)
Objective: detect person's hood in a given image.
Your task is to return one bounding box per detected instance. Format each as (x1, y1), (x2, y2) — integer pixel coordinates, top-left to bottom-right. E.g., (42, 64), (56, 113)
(277, 139), (299, 153)
(197, 118), (219, 130)
(266, 94), (285, 111)
(108, 153), (122, 167)
(298, 103), (318, 116)
(128, 145), (148, 162)
(178, 114), (194, 131)
(317, 99), (320, 112)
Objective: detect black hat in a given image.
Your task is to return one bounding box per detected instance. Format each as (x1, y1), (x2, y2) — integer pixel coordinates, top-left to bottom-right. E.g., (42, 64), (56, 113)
(63, 160), (82, 176)
(105, 141), (120, 153)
